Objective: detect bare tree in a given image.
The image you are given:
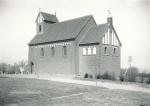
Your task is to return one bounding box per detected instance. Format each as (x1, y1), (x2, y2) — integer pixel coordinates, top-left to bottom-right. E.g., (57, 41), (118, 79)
(126, 67), (139, 82)
(0, 63), (8, 74)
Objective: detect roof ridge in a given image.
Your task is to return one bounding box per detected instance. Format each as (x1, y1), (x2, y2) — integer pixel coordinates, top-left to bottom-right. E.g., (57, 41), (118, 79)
(75, 15), (92, 39)
(79, 23), (109, 45)
(97, 23), (108, 26)
(40, 12), (56, 16)
(56, 15), (92, 24)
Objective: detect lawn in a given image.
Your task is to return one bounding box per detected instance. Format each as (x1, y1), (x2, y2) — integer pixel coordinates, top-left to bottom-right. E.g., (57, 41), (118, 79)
(0, 77), (150, 106)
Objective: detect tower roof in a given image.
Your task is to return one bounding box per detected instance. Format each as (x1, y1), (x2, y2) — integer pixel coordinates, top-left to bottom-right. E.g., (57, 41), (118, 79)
(36, 12), (59, 23)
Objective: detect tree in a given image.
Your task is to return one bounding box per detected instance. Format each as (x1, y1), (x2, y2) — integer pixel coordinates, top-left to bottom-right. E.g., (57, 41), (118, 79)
(126, 67), (139, 82)
(139, 71), (146, 83)
(0, 63), (8, 74)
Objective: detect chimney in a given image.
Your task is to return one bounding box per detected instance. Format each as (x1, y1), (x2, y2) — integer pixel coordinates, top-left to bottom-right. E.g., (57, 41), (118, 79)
(107, 17), (113, 26)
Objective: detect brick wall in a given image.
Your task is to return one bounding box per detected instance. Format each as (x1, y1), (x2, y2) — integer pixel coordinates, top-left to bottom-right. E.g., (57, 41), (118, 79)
(79, 45), (100, 76)
(28, 41), (76, 76)
(78, 44), (121, 79)
(99, 44), (121, 79)
(75, 17), (96, 75)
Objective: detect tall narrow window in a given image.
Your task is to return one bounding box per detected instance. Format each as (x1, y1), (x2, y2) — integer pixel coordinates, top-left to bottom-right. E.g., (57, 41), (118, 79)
(51, 47), (55, 56)
(88, 47), (92, 55)
(83, 48), (87, 55)
(63, 46), (67, 55)
(39, 25), (42, 32)
(93, 47), (96, 55)
(41, 48), (44, 56)
(104, 47), (107, 54)
(113, 48), (116, 54)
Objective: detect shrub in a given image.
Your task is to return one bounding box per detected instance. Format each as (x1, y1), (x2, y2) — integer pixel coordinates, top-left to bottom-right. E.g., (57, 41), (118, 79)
(102, 72), (109, 79)
(147, 79), (150, 84)
(119, 75), (124, 81)
(84, 73), (88, 78)
(89, 74), (93, 79)
(101, 72), (116, 80)
(95, 74), (101, 79)
(126, 67), (139, 82)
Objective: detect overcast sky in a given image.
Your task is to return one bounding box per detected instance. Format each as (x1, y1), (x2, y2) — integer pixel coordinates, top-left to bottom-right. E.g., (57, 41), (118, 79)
(0, 0), (150, 71)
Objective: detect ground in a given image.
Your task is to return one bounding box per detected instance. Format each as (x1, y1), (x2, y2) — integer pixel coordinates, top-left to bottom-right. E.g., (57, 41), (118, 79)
(0, 77), (150, 106)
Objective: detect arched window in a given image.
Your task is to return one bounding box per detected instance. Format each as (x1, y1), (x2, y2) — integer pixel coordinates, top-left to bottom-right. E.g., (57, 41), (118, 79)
(83, 48), (87, 55)
(63, 46), (67, 55)
(41, 48), (44, 56)
(104, 47), (107, 54)
(93, 47), (96, 55)
(39, 25), (42, 32)
(113, 48), (116, 54)
(51, 47), (55, 56)
(88, 47), (92, 55)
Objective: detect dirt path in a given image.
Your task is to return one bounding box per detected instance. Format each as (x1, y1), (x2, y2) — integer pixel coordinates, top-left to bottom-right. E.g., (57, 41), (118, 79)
(1, 74), (150, 93)
(48, 77), (150, 93)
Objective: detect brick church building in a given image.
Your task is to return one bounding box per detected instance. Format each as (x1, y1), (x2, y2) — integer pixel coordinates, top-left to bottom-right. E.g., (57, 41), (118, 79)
(28, 12), (122, 79)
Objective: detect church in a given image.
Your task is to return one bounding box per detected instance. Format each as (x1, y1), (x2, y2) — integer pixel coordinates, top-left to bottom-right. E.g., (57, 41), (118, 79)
(28, 12), (122, 79)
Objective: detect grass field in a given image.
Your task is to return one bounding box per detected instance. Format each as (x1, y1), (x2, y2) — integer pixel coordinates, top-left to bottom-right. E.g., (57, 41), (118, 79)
(0, 77), (150, 106)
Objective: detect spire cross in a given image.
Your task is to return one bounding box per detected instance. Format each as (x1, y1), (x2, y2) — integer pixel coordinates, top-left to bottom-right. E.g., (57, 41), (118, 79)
(39, 8), (42, 12)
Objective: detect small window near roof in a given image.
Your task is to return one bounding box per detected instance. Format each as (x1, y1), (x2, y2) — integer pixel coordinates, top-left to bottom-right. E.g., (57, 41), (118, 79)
(88, 47), (92, 55)
(93, 47), (96, 55)
(41, 48), (44, 56)
(83, 48), (87, 55)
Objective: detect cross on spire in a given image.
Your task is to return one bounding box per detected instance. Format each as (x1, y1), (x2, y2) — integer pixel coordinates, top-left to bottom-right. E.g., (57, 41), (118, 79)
(39, 8), (42, 12)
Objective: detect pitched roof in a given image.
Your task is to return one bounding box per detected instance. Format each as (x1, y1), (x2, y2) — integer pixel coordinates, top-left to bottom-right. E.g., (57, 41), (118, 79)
(29, 15), (92, 45)
(79, 24), (108, 45)
(36, 12), (59, 23)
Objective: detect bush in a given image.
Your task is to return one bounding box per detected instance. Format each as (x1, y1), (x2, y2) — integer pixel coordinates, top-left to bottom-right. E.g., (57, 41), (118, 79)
(147, 79), (150, 84)
(101, 72), (115, 80)
(119, 75), (124, 81)
(95, 74), (101, 79)
(89, 74), (93, 79)
(84, 73), (88, 78)
(102, 72), (109, 79)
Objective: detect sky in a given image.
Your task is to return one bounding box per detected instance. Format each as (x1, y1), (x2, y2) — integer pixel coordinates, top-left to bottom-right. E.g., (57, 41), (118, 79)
(0, 0), (150, 71)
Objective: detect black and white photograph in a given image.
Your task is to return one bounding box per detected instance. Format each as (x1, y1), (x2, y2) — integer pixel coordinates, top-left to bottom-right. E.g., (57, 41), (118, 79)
(0, 0), (150, 105)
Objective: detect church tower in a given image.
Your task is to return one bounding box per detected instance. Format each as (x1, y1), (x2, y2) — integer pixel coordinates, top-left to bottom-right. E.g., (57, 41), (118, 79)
(36, 11), (59, 34)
